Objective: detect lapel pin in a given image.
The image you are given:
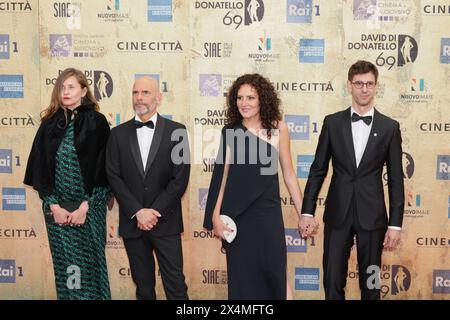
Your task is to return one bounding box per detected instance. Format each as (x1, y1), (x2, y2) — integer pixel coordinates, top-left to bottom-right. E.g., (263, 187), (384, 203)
(374, 133), (378, 137)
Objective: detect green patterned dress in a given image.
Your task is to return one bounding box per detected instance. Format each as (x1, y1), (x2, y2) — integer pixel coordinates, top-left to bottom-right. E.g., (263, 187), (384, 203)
(43, 119), (111, 300)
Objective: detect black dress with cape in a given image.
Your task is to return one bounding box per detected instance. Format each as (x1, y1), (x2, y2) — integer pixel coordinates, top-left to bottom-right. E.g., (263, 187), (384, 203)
(204, 123), (286, 300)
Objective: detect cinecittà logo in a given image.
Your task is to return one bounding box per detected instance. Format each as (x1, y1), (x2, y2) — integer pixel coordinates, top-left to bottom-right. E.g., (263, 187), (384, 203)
(116, 41), (183, 52)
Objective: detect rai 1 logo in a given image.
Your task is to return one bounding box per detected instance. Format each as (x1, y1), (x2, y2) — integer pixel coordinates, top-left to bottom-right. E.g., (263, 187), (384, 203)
(0, 35), (19, 60)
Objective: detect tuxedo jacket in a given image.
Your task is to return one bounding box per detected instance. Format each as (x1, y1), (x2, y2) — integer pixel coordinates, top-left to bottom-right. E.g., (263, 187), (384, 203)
(302, 107), (404, 230)
(106, 114), (190, 238)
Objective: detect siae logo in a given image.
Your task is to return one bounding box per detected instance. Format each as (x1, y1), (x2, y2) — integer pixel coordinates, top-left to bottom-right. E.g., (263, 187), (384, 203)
(202, 157), (215, 173)
(202, 269), (227, 284)
(203, 42), (232, 58)
(52, 1), (82, 29)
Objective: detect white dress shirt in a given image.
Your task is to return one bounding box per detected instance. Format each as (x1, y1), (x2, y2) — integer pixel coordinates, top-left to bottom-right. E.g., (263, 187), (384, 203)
(351, 106), (373, 168)
(135, 113), (158, 170)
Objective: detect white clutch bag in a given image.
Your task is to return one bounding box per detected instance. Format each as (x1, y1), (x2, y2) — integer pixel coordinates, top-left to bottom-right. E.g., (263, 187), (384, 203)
(220, 215), (237, 243)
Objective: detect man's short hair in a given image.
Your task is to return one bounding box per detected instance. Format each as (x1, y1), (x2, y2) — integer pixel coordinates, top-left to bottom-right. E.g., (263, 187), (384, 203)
(348, 60), (379, 82)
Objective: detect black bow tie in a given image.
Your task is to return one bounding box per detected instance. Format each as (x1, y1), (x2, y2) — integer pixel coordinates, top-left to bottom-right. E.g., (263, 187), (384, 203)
(351, 112), (372, 126)
(134, 120), (154, 129)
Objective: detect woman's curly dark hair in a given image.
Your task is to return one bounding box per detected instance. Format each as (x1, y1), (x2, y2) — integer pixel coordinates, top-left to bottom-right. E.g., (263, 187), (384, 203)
(226, 74), (281, 138)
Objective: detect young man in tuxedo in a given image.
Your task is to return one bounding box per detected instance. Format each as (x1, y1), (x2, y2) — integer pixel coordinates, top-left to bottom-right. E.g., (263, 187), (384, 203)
(299, 60), (404, 300)
(106, 76), (190, 300)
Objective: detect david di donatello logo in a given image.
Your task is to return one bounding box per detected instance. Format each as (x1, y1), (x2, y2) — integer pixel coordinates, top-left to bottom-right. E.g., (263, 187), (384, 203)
(94, 70), (113, 101)
(193, 0), (264, 29)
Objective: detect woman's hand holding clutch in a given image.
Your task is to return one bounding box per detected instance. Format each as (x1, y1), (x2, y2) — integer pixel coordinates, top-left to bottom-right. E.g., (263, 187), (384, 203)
(212, 214), (236, 243)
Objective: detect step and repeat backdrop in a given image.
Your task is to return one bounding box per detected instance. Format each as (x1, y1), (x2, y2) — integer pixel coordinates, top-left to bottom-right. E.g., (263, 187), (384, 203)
(0, 0), (449, 299)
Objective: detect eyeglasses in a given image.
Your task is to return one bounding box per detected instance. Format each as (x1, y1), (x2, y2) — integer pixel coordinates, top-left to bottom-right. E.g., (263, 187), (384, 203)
(352, 81), (376, 89)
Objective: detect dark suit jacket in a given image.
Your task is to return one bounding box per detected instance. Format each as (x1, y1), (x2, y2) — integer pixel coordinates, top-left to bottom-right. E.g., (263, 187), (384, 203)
(106, 114), (190, 238)
(302, 107), (404, 230)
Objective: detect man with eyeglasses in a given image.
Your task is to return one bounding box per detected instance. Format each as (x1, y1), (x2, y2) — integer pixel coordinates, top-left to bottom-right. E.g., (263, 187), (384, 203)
(299, 60), (404, 300)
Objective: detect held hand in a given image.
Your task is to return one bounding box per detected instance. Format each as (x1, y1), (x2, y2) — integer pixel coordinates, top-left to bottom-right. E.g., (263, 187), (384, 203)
(383, 229), (401, 251)
(136, 208), (161, 231)
(212, 215), (234, 241)
(50, 204), (70, 225)
(298, 215), (319, 239)
(67, 201), (88, 226)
